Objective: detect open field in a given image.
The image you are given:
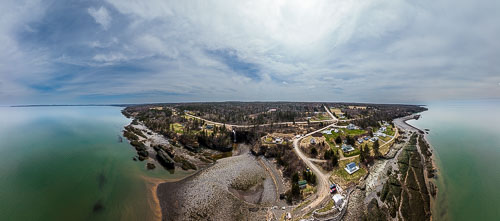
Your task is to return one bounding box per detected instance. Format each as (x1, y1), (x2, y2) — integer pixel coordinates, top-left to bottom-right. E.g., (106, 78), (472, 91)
(331, 157), (367, 185)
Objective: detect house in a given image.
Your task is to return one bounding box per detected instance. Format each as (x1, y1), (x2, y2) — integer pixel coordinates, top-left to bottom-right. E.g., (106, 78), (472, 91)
(341, 144), (355, 153)
(345, 162), (360, 174)
(364, 136), (370, 141)
(380, 126), (387, 132)
(370, 137), (379, 142)
(347, 124), (358, 130)
(298, 180), (307, 189)
(274, 137), (283, 144)
(322, 129), (332, 135)
(310, 138), (316, 144)
(332, 194), (345, 207)
(357, 138), (364, 144)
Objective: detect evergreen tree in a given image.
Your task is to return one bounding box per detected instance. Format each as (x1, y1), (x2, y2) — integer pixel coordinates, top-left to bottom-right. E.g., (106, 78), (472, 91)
(292, 172), (299, 183)
(335, 136), (342, 144)
(331, 153), (338, 167)
(373, 140), (380, 157)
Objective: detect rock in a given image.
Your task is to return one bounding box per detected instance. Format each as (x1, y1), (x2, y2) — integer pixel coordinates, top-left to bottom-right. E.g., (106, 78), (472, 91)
(147, 163), (156, 170)
(157, 149), (175, 169)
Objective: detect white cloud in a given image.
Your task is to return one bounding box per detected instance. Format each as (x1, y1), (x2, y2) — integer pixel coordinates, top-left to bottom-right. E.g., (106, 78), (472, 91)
(93, 53), (127, 63)
(88, 6), (111, 30)
(2, 0), (500, 104)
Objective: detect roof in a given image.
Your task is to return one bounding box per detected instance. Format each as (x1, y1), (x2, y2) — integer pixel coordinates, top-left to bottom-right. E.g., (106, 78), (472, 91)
(346, 162), (357, 169)
(332, 194), (344, 202)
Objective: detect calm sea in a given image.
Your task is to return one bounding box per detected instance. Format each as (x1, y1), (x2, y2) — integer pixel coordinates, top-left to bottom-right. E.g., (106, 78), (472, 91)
(0, 106), (187, 221)
(407, 100), (500, 221)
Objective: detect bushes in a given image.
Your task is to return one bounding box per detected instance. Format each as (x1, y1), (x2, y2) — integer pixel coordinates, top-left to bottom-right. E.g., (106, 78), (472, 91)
(303, 171), (316, 185)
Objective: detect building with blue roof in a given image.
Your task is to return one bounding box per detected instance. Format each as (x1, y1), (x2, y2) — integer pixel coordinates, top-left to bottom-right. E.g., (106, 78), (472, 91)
(344, 162), (360, 174)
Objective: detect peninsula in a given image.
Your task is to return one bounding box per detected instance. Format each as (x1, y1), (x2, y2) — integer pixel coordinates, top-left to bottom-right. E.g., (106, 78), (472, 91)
(120, 102), (436, 220)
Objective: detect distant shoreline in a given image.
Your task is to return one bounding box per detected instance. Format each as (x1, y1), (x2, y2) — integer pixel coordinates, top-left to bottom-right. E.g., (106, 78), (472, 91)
(10, 104), (130, 107)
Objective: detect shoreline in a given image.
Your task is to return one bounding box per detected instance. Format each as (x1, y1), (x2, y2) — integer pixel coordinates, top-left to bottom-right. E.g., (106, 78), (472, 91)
(402, 115), (448, 221)
(394, 113), (440, 220)
(142, 172), (201, 221)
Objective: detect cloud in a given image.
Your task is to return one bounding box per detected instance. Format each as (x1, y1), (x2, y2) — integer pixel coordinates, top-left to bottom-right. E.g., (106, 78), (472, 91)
(88, 6), (111, 30)
(1, 0), (500, 104)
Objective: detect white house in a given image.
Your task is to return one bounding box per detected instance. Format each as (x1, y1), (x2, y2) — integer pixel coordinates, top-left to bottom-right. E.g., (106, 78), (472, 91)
(310, 138), (316, 144)
(274, 137), (283, 144)
(347, 124), (358, 130)
(345, 162), (360, 174)
(341, 144), (355, 153)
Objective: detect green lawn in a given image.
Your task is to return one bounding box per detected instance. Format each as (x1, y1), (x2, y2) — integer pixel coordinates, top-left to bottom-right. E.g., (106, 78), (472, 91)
(386, 125), (395, 136)
(333, 157), (367, 183)
(379, 135), (391, 142)
(323, 133), (340, 152)
(317, 199), (335, 212)
(342, 128), (367, 136)
(172, 123), (184, 134)
(312, 113), (330, 121)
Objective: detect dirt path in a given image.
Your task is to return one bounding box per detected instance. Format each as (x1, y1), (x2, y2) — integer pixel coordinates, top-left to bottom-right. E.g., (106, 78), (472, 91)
(185, 113), (335, 129)
(292, 124), (334, 216)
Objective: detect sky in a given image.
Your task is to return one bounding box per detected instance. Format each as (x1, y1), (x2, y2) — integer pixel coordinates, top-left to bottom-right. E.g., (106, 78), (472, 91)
(1, 0), (499, 105)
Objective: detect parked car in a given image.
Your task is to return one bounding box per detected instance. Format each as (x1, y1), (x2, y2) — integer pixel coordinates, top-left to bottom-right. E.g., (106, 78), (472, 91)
(329, 184), (337, 194)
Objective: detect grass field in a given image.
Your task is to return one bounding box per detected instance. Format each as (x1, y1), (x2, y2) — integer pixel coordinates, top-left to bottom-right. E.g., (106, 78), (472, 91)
(172, 123), (184, 134)
(317, 199), (335, 212)
(386, 125), (395, 136)
(332, 157), (367, 183)
(342, 128), (367, 136)
(312, 113), (330, 121)
(323, 134), (340, 152)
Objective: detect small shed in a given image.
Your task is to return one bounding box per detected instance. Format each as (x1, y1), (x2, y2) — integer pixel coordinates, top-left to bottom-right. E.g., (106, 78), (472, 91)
(298, 180), (307, 189)
(332, 194), (345, 207)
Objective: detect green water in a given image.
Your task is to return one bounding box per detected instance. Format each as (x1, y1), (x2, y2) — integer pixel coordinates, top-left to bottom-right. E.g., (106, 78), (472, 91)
(0, 106), (188, 221)
(407, 100), (500, 221)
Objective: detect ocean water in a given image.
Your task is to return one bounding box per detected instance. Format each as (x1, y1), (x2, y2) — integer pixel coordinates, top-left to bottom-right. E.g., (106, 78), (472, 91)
(407, 100), (500, 221)
(0, 106), (187, 221)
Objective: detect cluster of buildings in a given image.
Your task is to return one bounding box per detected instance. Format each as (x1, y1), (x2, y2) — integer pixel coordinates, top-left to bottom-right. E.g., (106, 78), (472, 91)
(321, 128), (339, 135)
(265, 135), (294, 144)
(357, 136), (378, 144)
(373, 125), (389, 138)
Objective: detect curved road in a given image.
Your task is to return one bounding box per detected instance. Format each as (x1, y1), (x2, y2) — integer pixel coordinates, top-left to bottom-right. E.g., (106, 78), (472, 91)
(183, 107), (340, 217)
(185, 113), (335, 129)
(292, 125), (333, 215)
